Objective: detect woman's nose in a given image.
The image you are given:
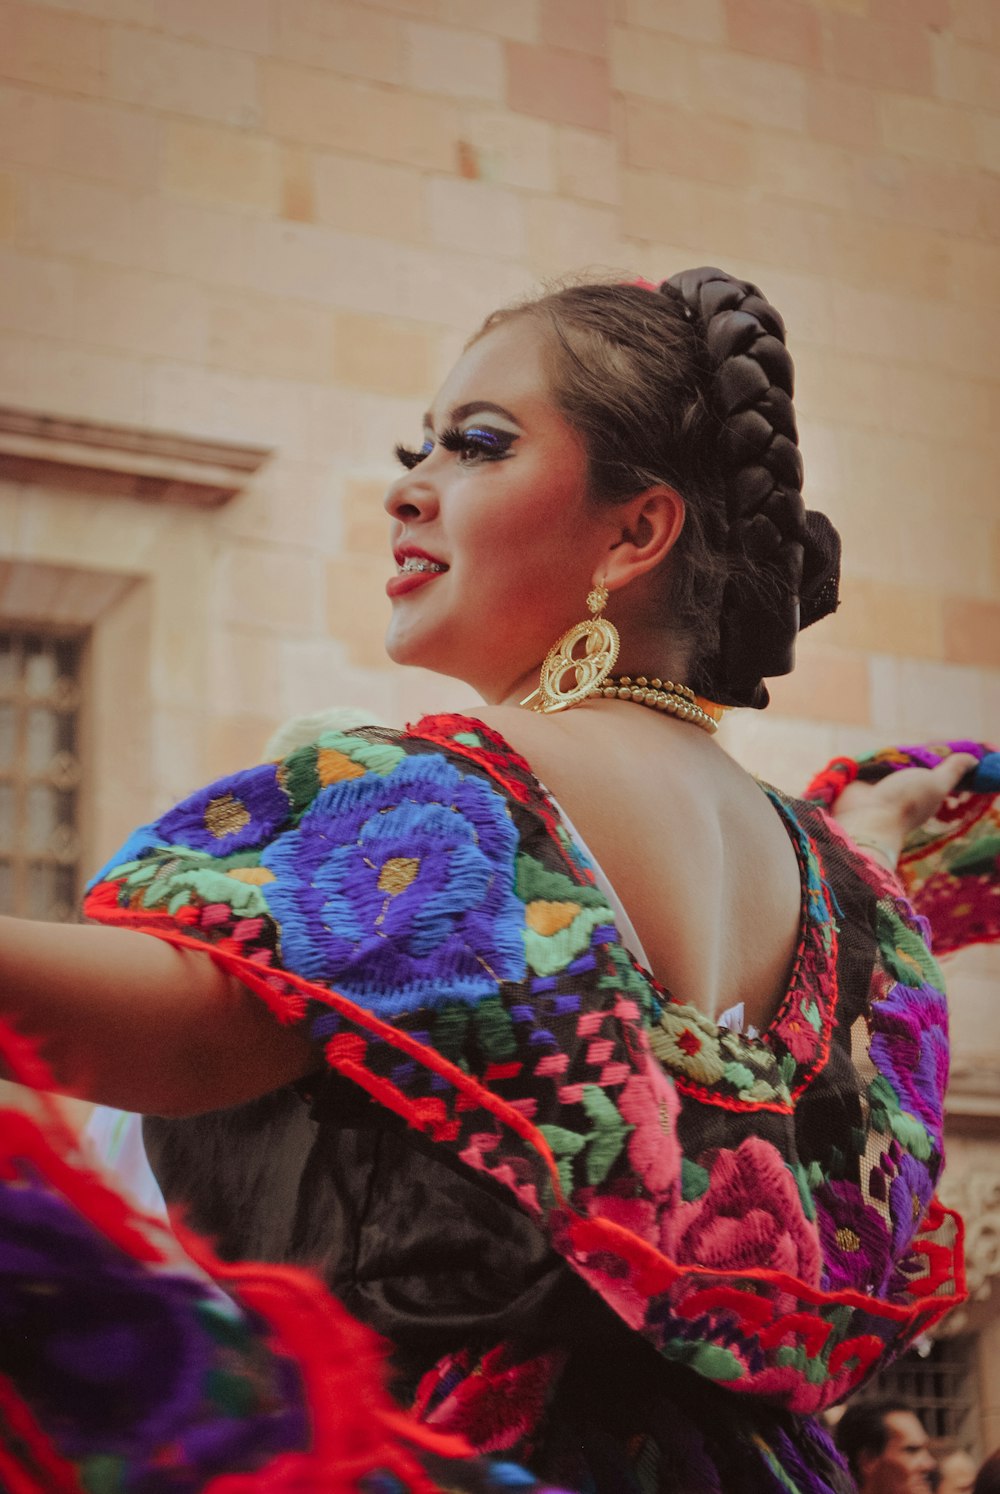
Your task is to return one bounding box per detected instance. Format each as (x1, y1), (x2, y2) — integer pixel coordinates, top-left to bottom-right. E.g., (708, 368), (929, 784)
(384, 468), (439, 523)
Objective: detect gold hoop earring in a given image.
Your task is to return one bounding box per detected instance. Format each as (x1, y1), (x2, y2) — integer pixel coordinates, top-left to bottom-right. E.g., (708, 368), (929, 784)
(520, 582), (620, 714)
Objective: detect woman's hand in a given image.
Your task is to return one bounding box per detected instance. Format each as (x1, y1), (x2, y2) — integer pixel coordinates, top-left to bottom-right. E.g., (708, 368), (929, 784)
(832, 753), (979, 870)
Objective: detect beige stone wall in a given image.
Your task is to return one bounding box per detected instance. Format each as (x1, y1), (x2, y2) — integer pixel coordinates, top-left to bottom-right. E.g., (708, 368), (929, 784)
(1, 0), (999, 1424)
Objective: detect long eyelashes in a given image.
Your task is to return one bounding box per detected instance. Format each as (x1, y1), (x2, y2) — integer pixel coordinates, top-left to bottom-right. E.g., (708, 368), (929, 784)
(394, 426), (516, 470)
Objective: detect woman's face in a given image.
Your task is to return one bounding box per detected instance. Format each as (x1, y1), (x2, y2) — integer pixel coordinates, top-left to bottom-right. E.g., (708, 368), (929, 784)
(383, 316), (615, 702)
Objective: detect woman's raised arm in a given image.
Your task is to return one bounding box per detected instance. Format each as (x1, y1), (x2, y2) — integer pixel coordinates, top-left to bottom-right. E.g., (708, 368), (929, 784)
(0, 915), (317, 1115)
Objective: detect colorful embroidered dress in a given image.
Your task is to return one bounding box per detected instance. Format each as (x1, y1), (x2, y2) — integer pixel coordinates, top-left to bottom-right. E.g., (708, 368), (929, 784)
(26, 719), (994, 1493)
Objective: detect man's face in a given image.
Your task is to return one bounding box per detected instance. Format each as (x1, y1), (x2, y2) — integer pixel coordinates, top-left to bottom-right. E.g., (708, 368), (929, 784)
(859, 1411), (936, 1494)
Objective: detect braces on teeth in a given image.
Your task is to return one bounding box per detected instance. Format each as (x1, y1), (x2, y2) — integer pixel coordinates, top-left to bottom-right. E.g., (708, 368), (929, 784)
(399, 557), (445, 573)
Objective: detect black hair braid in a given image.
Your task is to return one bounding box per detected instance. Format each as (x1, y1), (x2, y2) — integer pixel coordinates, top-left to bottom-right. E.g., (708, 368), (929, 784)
(663, 268), (841, 709)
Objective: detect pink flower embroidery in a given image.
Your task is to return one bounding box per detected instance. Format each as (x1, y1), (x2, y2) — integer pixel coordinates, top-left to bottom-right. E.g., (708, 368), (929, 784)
(617, 1063), (681, 1200)
(662, 1135), (822, 1286)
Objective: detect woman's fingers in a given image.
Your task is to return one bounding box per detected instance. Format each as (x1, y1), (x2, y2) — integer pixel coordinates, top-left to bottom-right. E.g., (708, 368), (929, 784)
(888, 753), (980, 831)
(832, 752), (981, 865)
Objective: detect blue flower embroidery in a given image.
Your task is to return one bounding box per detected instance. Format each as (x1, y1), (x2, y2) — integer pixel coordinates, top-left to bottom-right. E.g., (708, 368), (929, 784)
(260, 755), (526, 1012)
(155, 765), (293, 856)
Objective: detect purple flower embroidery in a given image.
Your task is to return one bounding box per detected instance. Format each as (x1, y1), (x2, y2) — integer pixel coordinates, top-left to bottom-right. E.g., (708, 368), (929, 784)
(815, 1178), (892, 1293)
(1, 1183), (212, 1456)
(886, 1148), (934, 1258)
(261, 754), (526, 1011)
(869, 982), (948, 1150)
(156, 764), (293, 856)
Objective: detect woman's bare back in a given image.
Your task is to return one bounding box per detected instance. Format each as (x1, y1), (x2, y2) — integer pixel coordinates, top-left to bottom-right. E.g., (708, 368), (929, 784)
(472, 703), (803, 1032)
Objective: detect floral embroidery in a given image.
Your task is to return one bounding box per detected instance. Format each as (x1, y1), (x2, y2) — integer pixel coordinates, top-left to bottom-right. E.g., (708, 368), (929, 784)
(82, 713), (969, 1425)
(815, 1179), (892, 1293)
(260, 754), (526, 1010)
(663, 1136), (822, 1284)
(156, 764), (293, 856)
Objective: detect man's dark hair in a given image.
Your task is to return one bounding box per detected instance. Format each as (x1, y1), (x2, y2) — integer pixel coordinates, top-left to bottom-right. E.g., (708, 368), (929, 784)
(835, 1400), (920, 1481)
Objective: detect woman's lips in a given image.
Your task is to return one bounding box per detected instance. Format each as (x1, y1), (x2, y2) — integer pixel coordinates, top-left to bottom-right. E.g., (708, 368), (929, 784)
(386, 568), (446, 597)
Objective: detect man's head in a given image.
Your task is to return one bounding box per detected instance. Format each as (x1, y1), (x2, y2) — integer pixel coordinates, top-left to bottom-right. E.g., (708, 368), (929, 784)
(835, 1400), (936, 1494)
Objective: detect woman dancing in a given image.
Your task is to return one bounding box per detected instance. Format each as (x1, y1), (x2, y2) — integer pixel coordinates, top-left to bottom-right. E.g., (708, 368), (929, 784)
(2, 269), (994, 1492)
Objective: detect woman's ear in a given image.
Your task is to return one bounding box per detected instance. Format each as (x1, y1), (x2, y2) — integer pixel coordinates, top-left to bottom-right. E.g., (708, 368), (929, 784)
(601, 485), (685, 590)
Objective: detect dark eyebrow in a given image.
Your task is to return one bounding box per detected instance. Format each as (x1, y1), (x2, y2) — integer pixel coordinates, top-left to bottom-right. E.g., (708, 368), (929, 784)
(423, 401), (521, 430)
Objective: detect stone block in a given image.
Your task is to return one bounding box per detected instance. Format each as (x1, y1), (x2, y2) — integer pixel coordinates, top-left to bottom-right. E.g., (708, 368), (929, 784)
(932, 34), (1000, 109)
(541, 0), (611, 57)
(152, 0), (271, 53)
(0, 246), (79, 337)
(724, 0), (822, 69)
(163, 121), (280, 212)
(555, 125), (620, 204)
(622, 170), (764, 260)
(145, 360), (313, 453)
(869, 0), (953, 26)
(274, 0), (404, 84)
(610, 26), (698, 106)
(869, 656), (985, 740)
(951, 0), (1000, 46)
(204, 712), (282, 778)
(24, 175), (138, 267)
(209, 628), (284, 718)
(0, 85), (58, 169)
(823, 13), (934, 93)
(281, 145), (315, 224)
(74, 263), (208, 362)
(751, 132), (854, 211)
(832, 577), (946, 660)
(342, 475), (392, 557)
(207, 291), (335, 382)
(804, 77), (878, 150)
(333, 312), (437, 399)
(947, 239), (1000, 310)
(455, 107), (556, 191)
(220, 544), (323, 632)
(46, 97), (160, 190)
(427, 176), (526, 258)
(850, 155), (983, 237)
(766, 641), (872, 725)
(141, 198), (258, 289)
(879, 95), (977, 165)
(622, 0), (725, 43)
(433, 0), (539, 42)
(524, 194), (620, 272)
(943, 599), (1000, 668)
(506, 41), (612, 131)
(326, 554), (393, 668)
(0, 2), (105, 96)
(819, 216), (951, 298)
(623, 99), (751, 185)
(107, 28), (260, 126)
(0, 337), (148, 425)
(313, 152), (426, 241)
(693, 49), (809, 131)
(215, 457), (342, 552)
(0, 173), (16, 240)
(262, 62), (460, 169)
(406, 20), (505, 99)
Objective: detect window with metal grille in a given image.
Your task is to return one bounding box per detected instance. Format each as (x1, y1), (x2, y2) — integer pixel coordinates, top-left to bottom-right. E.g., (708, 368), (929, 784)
(0, 629), (84, 922)
(857, 1334), (978, 1450)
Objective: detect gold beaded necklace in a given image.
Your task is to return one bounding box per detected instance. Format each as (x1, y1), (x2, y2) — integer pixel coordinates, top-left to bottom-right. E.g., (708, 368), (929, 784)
(599, 675), (721, 734)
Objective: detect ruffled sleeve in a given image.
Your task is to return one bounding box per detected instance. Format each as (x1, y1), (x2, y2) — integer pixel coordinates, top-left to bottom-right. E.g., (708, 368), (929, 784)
(805, 741), (1000, 955)
(83, 716), (966, 1418)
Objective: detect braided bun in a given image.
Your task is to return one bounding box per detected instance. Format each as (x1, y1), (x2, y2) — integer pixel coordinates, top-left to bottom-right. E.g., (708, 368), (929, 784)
(474, 271), (841, 710)
(662, 268), (840, 708)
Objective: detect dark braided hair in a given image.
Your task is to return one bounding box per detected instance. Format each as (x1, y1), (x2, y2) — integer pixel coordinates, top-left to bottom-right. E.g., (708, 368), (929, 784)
(474, 269), (841, 709)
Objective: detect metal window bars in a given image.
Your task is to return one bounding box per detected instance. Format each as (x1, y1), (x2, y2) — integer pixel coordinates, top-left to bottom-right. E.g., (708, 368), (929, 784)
(0, 628), (84, 922)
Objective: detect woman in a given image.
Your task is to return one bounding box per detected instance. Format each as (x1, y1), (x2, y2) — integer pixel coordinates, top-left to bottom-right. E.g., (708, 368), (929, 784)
(1, 270), (993, 1491)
